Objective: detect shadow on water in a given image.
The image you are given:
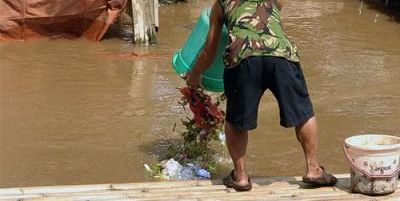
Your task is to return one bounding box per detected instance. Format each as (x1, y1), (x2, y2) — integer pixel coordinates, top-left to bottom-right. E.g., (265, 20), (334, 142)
(360, 0), (400, 22)
(138, 138), (183, 161)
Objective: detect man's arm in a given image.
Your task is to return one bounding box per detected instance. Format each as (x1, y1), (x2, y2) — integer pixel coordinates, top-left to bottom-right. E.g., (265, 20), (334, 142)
(186, 0), (224, 88)
(276, 0), (284, 11)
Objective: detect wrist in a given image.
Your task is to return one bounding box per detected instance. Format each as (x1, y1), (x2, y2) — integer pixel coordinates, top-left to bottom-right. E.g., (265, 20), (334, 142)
(190, 68), (202, 76)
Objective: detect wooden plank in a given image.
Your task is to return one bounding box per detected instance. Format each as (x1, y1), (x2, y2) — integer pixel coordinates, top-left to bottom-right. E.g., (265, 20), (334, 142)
(0, 174), (352, 196)
(0, 194), (43, 200)
(31, 187), (344, 200)
(111, 180), (214, 190)
(126, 190), (381, 201)
(77, 185), (396, 201)
(42, 193), (126, 201)
(0, 188), (22, 196)
(21, 184), (112, 195)
(39, 185), (228, 198)
(2, 189), (394, 201)
(0, 174), (398, 201)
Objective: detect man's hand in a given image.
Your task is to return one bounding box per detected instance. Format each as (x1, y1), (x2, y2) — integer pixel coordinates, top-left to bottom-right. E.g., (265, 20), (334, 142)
(185, 71), (203, 89)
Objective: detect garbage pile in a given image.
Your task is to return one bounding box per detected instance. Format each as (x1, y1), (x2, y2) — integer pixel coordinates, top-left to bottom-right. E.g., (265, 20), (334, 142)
(144, 87), (225, 180)
(145, 159), (211, 180)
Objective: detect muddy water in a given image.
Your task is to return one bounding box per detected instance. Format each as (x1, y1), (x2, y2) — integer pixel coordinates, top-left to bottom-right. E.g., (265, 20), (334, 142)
(1, 0), (400, 187)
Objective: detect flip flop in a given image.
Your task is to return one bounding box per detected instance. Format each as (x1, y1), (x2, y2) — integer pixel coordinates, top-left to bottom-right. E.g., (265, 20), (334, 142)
(223, 170), (252, 191)
(302, 166), (337, 187)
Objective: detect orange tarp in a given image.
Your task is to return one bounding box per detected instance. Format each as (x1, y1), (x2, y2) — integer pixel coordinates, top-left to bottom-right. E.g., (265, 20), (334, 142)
(0, 0), (127, 41)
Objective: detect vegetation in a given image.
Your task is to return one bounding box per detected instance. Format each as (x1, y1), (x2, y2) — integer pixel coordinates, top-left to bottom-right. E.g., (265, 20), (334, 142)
(146, 88), (225, 179)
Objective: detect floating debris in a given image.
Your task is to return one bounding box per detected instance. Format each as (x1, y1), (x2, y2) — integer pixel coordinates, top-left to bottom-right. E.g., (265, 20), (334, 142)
(196, 168), (211, 179)
(144, 88), (225, 180)
(162, 158), (183, 179)
(146, 159), (211, 180)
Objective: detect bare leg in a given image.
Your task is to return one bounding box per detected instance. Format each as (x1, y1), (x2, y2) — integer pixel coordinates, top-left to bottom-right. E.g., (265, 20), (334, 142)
(295, 116), (323, 178)
(225, 122), (249, 185)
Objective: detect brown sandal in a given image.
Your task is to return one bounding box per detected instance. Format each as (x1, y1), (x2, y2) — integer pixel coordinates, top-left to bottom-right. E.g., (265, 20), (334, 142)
(223, 170), (252, 191)
(302, 166), (337, 187)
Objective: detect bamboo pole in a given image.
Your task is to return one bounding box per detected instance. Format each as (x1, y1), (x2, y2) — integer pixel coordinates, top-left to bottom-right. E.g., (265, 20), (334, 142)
(154, 0), (160, 31)
(131, 0), (158, 45)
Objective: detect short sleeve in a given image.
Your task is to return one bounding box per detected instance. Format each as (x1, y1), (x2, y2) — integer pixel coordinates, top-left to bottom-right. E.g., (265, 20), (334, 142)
(218, 0), (224, 9)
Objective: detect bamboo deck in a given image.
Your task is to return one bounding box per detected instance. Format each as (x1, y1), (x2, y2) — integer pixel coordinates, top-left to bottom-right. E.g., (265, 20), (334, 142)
(0, 174), (399, 201)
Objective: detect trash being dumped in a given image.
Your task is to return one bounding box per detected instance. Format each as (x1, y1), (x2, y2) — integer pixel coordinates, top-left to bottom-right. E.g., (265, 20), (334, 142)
(179, 87), (225, 130)
(144, 159), (211, 180)
(162, 159), (183, 179)
(196, 168), (211, 179)
(180, 166), (196, 180)
(218, 132), (226, 144)
(144, 87), (225, 180)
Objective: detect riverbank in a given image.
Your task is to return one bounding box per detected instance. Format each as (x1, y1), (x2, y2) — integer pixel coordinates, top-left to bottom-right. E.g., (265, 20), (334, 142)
(1, 174), (399, 201)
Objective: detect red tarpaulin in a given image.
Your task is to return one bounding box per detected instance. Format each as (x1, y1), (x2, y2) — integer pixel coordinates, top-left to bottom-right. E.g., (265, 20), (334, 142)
(0, 0), (127, 41)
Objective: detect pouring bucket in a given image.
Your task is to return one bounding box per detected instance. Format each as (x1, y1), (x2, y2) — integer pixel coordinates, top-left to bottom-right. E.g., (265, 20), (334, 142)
(172, 8), (228, 92)
(344, 134), (400, 195)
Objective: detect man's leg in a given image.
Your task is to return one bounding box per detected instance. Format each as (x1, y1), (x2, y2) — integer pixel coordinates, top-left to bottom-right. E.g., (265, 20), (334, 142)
(295, 116), (324, 178)
(225, 122), (249, 185)
(269, 58), (336, 185)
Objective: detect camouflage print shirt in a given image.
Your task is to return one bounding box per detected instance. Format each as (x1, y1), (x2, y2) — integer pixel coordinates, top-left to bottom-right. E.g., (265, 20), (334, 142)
(219, 0), (300, 68)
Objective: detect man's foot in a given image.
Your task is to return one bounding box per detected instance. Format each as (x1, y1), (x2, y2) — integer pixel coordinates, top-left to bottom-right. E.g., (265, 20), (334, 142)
(302, 166), (337, 187)
(223, 170), (252, 191)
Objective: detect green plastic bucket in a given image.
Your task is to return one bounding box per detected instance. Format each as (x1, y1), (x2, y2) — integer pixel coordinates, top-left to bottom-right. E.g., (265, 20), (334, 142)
(172, 8), (228, 92)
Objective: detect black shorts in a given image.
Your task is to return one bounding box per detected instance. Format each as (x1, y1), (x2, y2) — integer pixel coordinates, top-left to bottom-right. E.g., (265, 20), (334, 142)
(224, 56), (314, 131)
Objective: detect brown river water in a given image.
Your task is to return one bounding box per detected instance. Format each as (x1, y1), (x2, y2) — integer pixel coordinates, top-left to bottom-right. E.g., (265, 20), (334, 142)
(1, 0), (400, 188)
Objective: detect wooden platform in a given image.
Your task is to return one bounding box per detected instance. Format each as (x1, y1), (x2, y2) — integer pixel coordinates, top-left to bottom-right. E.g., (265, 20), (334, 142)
(0, 174), (399, 201)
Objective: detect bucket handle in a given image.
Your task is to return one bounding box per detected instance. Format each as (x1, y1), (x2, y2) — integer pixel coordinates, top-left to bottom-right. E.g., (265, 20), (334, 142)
(343, 144), (400, 179)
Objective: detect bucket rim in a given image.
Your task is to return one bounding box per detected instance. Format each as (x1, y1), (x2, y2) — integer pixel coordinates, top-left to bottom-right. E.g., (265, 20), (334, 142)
(344, 134), (400, 151)
(172, 49), (190, 73)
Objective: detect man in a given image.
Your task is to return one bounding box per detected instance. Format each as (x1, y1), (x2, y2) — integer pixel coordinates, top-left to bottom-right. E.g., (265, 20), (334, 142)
(186, 0), (337, 191)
